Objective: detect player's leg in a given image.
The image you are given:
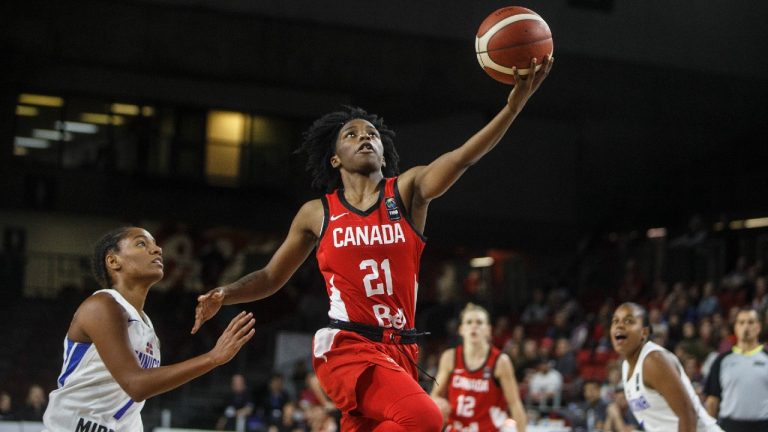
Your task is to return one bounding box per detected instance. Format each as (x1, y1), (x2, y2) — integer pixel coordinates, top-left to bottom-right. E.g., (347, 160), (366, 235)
(352, 364), (443, 432)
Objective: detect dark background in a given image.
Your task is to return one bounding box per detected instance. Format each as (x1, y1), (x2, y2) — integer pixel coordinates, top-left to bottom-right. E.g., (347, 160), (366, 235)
(2, 0), (766, 253)
(2, 0), (768, 428)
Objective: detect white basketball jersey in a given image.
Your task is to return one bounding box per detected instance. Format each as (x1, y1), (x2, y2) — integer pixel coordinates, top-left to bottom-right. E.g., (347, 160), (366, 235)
(43, 289), (161, 432)
(622, 341), (721, 432)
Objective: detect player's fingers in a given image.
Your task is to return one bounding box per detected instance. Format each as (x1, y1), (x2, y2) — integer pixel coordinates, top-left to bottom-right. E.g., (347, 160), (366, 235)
(232, 313), (254, 334)
(543, 55), (554, 75)
(226, 311), (248, 332)
(235, 319), (256, 340)
(191, 316), (202, 334)
(191, 304), (205, 334)
(239, 328), (256, 346)
(528, 57), (538, 88)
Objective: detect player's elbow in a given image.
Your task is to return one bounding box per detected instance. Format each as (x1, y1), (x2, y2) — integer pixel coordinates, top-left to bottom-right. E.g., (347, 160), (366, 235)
(118, 378), (152, 402)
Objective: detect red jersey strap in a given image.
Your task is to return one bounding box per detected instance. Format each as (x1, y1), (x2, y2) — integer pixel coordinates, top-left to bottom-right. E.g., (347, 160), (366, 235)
(455, 345), (466, 370)
(387, 177), (427, 242)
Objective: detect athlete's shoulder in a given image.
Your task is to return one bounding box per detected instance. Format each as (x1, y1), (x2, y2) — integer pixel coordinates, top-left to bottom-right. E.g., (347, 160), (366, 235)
(70, 290), (128, 342)
(439, 347), (458, 368)
(79, 290), (124, 315)
(294, 199), (325, 230)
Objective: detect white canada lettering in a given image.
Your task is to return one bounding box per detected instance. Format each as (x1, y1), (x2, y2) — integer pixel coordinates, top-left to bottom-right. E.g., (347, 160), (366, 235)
(333, 223), (406, 247)
(451, 375), (490, 392)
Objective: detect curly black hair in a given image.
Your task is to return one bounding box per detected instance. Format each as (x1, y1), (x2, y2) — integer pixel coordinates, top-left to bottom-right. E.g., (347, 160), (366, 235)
(91, 227), (133, 289)
(296, 106), (400, 192)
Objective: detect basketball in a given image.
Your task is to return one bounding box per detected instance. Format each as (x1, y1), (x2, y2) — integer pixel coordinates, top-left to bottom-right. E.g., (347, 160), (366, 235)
(475, 6), (553, 84)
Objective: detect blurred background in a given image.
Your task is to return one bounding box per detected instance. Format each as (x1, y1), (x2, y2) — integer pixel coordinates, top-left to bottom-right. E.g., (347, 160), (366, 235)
(1, 0), (767, 430)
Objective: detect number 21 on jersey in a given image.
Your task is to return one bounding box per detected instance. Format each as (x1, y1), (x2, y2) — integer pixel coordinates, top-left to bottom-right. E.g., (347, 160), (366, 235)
(359, 258), (405, 329)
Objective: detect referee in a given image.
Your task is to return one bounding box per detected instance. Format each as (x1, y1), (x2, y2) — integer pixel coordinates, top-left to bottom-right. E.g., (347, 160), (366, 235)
(704, 307), (768, 432)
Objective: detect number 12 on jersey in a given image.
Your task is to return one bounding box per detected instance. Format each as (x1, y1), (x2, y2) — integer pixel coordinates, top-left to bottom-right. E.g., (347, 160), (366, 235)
(456, 394), (476, 417)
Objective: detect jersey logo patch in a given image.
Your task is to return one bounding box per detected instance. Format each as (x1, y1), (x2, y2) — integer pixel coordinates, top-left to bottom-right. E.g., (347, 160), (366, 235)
(628, 395), (651, 411)
(330, 212), (348, 221)
(385, 197), (401, 221)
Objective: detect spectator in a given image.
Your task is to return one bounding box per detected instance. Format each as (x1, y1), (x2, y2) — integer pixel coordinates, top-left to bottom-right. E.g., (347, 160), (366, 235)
(751, 276), (768, 315)
(527, 358), (563, 413)
(492, 315), (514, 348)
(521, 288), (549, 324)
(722, 256), (749, 291)
(562, 380), (607, 432)
(19, 384), (47, 422)
(304, 404), (337, 432)
(599, 364), (622, 404)
(271, 401), (306, 432)
(648, 307), (669, 346)
(516, 338), (540, 379)
(679, 321), (710, 362)
(546, 310), (572, 341)
(537, 337), (555, 360)
(604, 385), (641, 432)
(216, 373), (255, 431)
(260, 373), (291, 428)
(553, 337), (578, 382)
(698, 281), (721, 318)
(704, 307), (768, 432)
(0, 390), (16, 421)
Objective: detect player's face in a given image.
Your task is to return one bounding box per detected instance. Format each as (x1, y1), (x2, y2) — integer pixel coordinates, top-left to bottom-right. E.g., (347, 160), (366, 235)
(110, 227), (164, 284)
(331, 119), (384, 173)
(610, 304), (648, 356)
(734, 310), (760, 344)
(459, 310), (491, 343)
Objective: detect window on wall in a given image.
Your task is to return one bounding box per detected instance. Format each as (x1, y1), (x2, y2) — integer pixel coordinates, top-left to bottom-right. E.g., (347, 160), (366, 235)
(206, 110), (245, 186)
(14, 93), (158, 172)
(205, 110), (297, 187)
(13, 92), (299, 188)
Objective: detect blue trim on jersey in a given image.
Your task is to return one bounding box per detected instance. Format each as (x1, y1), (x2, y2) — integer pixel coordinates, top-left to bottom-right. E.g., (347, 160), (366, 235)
(58, 340), (92, 387)
(114, 399), (134, 420)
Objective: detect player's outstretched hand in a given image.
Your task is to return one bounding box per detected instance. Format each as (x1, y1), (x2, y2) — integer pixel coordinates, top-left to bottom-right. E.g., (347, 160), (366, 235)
(507, 55), (554, 111)
(207, 311), (255, 366)
(191, 287), (225, 334)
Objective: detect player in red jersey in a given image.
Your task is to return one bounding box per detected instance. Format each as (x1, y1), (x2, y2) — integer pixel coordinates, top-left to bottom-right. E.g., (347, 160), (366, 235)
(191, 56), (553, 431)
(432, 303), (527, 432)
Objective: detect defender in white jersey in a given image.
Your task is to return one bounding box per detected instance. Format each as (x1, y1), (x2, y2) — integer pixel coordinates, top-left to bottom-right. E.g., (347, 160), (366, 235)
(611, 302), (721, 432)
(43, 227), (255, 432)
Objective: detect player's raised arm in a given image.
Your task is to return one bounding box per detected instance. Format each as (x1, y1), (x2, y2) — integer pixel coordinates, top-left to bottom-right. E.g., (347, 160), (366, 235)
(399, 56), (553, 229)
(192, 199), (322, 334)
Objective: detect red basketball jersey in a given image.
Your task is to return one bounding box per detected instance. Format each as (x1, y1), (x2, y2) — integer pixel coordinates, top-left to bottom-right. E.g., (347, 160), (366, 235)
(447, 345), (509, 432)
(316, 177), (425, 329)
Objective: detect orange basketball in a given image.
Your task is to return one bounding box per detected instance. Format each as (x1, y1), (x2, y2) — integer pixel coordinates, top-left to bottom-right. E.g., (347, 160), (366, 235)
(475, 6), (554, 84)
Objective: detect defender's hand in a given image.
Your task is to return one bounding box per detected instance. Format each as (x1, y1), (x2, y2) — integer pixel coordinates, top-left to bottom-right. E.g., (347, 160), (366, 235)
(207, 311), (255, 365)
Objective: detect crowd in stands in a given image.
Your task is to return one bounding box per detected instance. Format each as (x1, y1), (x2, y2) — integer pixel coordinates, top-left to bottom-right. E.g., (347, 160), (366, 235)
(2, 218), (766, 431)
(0, 383), (48, 422)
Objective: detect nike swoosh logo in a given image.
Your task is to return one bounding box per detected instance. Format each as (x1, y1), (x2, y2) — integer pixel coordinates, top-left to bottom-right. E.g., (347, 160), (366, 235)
(330, 213), (348, 221)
